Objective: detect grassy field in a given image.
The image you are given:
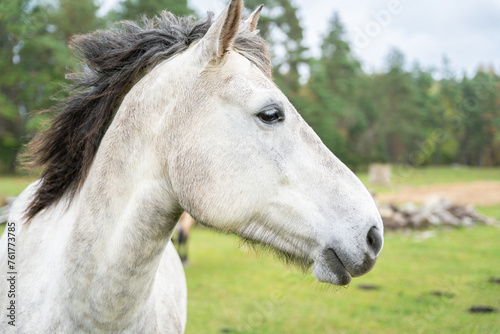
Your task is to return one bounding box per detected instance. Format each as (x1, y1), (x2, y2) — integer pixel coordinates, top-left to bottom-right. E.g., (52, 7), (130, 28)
(185, 227), (500, 334)
(0, 167), (499, 333)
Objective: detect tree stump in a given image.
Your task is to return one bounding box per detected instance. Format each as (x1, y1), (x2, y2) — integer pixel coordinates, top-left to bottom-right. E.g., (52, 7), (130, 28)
(369, 163), (391, 186)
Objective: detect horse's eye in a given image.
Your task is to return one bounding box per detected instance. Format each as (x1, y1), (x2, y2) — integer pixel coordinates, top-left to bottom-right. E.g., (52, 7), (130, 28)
(257, 108), (284, 124)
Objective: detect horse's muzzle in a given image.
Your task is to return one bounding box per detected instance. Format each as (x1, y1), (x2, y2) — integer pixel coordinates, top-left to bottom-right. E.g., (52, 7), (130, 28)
(312, 225), (383, 285)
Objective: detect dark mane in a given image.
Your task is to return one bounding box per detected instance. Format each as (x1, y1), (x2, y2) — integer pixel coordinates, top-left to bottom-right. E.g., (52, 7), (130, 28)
(25, 11), (272, 220)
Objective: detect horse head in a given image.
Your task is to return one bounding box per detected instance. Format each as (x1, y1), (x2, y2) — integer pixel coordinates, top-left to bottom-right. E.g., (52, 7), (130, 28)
(157, 0), (384, 285)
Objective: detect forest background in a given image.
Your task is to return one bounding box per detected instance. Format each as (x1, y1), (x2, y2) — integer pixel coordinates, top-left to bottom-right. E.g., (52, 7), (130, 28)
(1, 0), (499, 174)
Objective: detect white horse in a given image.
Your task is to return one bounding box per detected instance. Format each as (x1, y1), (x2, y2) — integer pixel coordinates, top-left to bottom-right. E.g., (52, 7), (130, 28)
(0, 1), (383, 332)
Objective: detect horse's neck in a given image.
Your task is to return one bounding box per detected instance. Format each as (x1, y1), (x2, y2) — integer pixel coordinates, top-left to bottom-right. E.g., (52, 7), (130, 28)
(61, 103), (182, 327)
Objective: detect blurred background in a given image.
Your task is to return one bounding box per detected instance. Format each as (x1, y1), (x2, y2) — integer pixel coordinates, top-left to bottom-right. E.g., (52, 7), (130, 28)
(0, 0), (499, 333)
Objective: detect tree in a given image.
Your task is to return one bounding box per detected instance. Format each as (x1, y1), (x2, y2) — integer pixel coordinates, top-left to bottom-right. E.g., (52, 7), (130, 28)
(300, 13), (366, 167)
(0, 0), (104, 173)
(371, 49), (422, 164)
(244, 0), (308, 98)
(0, 0), (60, 173)
(53, 0), (104, 41)
(109, 0), (194, 21)
(457, 70), (499, 165)
(435, 56), (462, 164)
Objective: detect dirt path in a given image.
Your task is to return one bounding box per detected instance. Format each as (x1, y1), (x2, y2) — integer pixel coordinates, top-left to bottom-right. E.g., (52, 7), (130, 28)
(377, 181), (500, 206)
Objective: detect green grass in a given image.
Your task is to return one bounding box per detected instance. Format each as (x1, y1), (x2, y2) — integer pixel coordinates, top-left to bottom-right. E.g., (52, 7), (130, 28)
(477, 206), (500, 221)
(185, 226), (500, 334)
(0, 175), (36, 235)
(357, 166), (500, 194)
(0, 175), (35, 199)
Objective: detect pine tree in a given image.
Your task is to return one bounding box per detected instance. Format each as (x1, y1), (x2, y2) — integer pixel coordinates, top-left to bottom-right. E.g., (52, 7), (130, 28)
(458, 70), (499, 165)
(109, 0), (194, 21)
(373, 48), (421, 164)
(435, 56), (462, 164)
(301, 12), (365, 167)
(244, 0), (308, 98)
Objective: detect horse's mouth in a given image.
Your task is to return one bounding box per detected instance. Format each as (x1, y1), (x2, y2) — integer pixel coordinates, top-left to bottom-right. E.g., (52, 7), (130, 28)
(239, 228), (355, 286)
(312, 248), (352, 285)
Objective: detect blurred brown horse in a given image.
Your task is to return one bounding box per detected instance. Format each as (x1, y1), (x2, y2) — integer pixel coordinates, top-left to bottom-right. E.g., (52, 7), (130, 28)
(176, 212), (196, 266)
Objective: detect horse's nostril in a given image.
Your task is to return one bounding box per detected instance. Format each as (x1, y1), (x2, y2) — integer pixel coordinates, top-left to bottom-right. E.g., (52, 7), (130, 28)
(367, 234), (375, 247)
(366, 226), (382, 256)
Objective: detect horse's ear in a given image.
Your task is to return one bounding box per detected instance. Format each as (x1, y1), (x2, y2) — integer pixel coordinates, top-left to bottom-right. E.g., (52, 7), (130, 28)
(201, 0), (243, 61)
(244, 5), (263, 32)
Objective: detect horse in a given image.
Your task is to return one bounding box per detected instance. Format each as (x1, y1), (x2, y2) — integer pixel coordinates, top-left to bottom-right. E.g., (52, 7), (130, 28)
(0, 0), (383, 332)
(175, 212), (196, 266)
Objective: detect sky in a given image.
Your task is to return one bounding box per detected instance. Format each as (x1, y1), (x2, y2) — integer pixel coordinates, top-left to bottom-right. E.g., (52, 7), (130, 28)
(101, 0), (500, 77)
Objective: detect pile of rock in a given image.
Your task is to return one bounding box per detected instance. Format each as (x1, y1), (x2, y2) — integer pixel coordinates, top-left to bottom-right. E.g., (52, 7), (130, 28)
(378, 196), (498, 230)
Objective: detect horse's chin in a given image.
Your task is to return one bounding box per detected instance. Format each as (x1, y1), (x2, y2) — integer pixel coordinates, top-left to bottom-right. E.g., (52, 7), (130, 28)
(312, 249), (352, 286)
